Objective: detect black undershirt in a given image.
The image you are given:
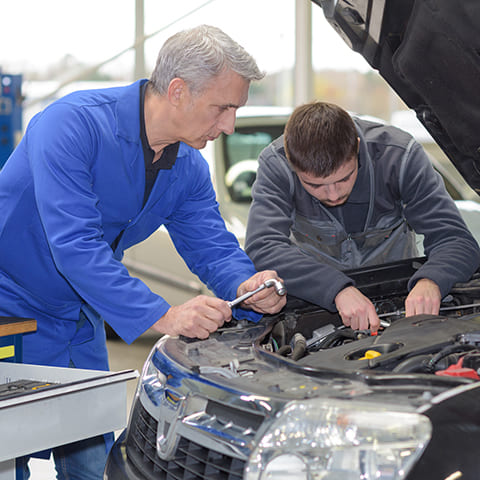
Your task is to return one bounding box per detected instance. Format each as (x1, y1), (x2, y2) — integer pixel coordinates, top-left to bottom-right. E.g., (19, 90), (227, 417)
(139, 82), (179, 206)
(110, 84), (179, 251)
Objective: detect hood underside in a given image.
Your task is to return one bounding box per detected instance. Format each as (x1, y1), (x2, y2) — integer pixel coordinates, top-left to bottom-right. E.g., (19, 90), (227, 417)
(313, 0), (480, 193)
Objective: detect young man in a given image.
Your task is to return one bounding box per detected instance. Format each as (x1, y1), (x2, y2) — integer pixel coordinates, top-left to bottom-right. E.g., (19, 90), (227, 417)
(0, 25), (285, 479)
(246, 101), (479, 333)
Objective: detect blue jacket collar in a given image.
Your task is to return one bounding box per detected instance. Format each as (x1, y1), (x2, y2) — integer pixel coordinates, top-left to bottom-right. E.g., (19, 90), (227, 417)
(116, 79), (148, 142)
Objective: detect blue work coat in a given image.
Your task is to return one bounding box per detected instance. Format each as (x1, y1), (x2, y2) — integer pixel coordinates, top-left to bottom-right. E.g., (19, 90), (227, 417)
(0, 80), (260, 371)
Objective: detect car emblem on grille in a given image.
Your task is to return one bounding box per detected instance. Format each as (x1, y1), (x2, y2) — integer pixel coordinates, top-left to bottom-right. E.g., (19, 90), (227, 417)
(156, 387), (186, 460)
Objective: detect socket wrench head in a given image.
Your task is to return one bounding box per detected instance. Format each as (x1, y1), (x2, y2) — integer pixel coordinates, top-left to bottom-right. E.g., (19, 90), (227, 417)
(227, 278), (286, 308)
(264, 278), (287, 296)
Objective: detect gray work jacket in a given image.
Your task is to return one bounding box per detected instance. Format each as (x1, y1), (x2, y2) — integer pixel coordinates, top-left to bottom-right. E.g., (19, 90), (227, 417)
(245, 117), (480, 311)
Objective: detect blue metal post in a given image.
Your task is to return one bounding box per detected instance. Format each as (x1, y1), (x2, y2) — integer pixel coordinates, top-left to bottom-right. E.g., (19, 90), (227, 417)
(0, 73), (23, 168)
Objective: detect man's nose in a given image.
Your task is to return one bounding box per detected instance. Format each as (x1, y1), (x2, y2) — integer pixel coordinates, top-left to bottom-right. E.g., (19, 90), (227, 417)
(218, 109), (236, 135)
(325, 184), (341, 202)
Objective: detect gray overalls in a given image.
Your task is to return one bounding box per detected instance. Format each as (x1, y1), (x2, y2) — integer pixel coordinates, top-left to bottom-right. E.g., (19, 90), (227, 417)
(290, 140), (418, 270)
(246, 117), (479, 311)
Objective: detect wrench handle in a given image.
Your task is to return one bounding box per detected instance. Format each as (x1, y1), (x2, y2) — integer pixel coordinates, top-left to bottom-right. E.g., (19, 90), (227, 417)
(227, 284), (266, 308)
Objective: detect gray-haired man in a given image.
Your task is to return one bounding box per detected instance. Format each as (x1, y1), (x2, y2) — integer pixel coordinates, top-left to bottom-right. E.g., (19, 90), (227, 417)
(0, 25), (285, 479)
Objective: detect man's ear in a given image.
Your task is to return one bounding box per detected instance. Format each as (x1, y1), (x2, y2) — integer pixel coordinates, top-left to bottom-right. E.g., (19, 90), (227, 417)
(167, 78), (187, 106)
(357, 137), (360, 153)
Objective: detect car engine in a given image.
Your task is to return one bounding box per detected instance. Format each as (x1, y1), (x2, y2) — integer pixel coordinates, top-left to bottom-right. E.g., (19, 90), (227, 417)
(264, 272), (480, 381)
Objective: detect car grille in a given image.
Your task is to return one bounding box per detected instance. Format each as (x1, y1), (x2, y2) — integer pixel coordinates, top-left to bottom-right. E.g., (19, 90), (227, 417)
(126, 401), (246, 480)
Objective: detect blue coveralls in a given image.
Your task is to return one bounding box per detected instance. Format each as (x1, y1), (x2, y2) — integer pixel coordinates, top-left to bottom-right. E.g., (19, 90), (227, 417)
(0, 79), (260, 372)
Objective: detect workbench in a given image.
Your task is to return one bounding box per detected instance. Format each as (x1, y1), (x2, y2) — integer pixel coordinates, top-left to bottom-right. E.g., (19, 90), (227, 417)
(0, 317), (37, 363)
(0, 317), (138, 480)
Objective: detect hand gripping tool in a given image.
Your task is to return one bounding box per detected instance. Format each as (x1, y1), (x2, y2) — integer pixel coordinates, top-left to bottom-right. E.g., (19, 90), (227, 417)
(228, 278), (286, 308)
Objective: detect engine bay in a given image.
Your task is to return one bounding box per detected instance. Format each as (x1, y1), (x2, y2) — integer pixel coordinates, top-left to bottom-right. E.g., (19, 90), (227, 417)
(264, 271), (480, 380)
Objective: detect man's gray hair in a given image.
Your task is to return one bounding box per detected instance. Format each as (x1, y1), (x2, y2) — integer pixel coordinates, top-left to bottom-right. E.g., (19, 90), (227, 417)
(150, 24), (265, 95)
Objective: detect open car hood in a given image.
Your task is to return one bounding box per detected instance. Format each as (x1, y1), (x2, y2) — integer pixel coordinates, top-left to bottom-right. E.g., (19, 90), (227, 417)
(313, 0), (480, 194)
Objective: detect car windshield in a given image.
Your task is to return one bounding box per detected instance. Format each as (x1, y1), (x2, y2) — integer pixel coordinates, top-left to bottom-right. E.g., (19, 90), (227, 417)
(223, 126), (285, 172)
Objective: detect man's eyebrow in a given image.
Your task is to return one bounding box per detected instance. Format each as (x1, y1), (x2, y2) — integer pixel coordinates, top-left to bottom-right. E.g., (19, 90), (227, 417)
(305, 167), (356, 188)
(337, 168), (356, 182)
(219, 103), (241, 109)
(304, 179), (324, 188)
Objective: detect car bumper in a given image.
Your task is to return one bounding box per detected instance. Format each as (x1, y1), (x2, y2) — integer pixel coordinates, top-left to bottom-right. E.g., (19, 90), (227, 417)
(104, 430), (144, 480)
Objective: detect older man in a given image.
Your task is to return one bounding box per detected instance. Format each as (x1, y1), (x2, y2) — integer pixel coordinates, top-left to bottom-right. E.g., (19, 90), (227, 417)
(0, 25), (285, 479)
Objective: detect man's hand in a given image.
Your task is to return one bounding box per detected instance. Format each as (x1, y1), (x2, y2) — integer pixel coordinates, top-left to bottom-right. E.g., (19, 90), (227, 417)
(234, 270), (286, 314)
(150, 295), (232, 339)
(335, 286), (380, 333)
(405, 278), (441, 317)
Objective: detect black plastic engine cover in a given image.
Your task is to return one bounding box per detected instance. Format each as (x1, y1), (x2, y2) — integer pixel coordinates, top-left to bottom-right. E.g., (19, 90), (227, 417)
(298, 313), (480, 373)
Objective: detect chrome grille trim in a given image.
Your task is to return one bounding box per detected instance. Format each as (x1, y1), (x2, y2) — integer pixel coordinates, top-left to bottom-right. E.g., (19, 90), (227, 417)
(126, 401), (246, 480)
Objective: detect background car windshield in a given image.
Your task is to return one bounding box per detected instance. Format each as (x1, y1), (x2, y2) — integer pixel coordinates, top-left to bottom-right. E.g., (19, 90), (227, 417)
(223, 126), (284, 172)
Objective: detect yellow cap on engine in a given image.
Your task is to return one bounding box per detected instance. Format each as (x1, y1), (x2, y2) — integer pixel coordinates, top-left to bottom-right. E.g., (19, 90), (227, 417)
(359, 349), (382, 360)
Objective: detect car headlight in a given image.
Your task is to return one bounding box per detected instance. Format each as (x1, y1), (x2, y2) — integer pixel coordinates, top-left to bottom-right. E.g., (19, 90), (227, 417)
(245, 399), (431, 480)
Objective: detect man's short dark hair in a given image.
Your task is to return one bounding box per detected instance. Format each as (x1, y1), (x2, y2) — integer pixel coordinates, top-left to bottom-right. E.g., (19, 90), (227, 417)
(284, 101), (358, 177)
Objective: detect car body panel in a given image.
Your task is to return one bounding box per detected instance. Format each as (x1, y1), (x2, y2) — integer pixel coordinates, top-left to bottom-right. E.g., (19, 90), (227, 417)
(313, 0), (480, 193)
(105, 259), (480, 478)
